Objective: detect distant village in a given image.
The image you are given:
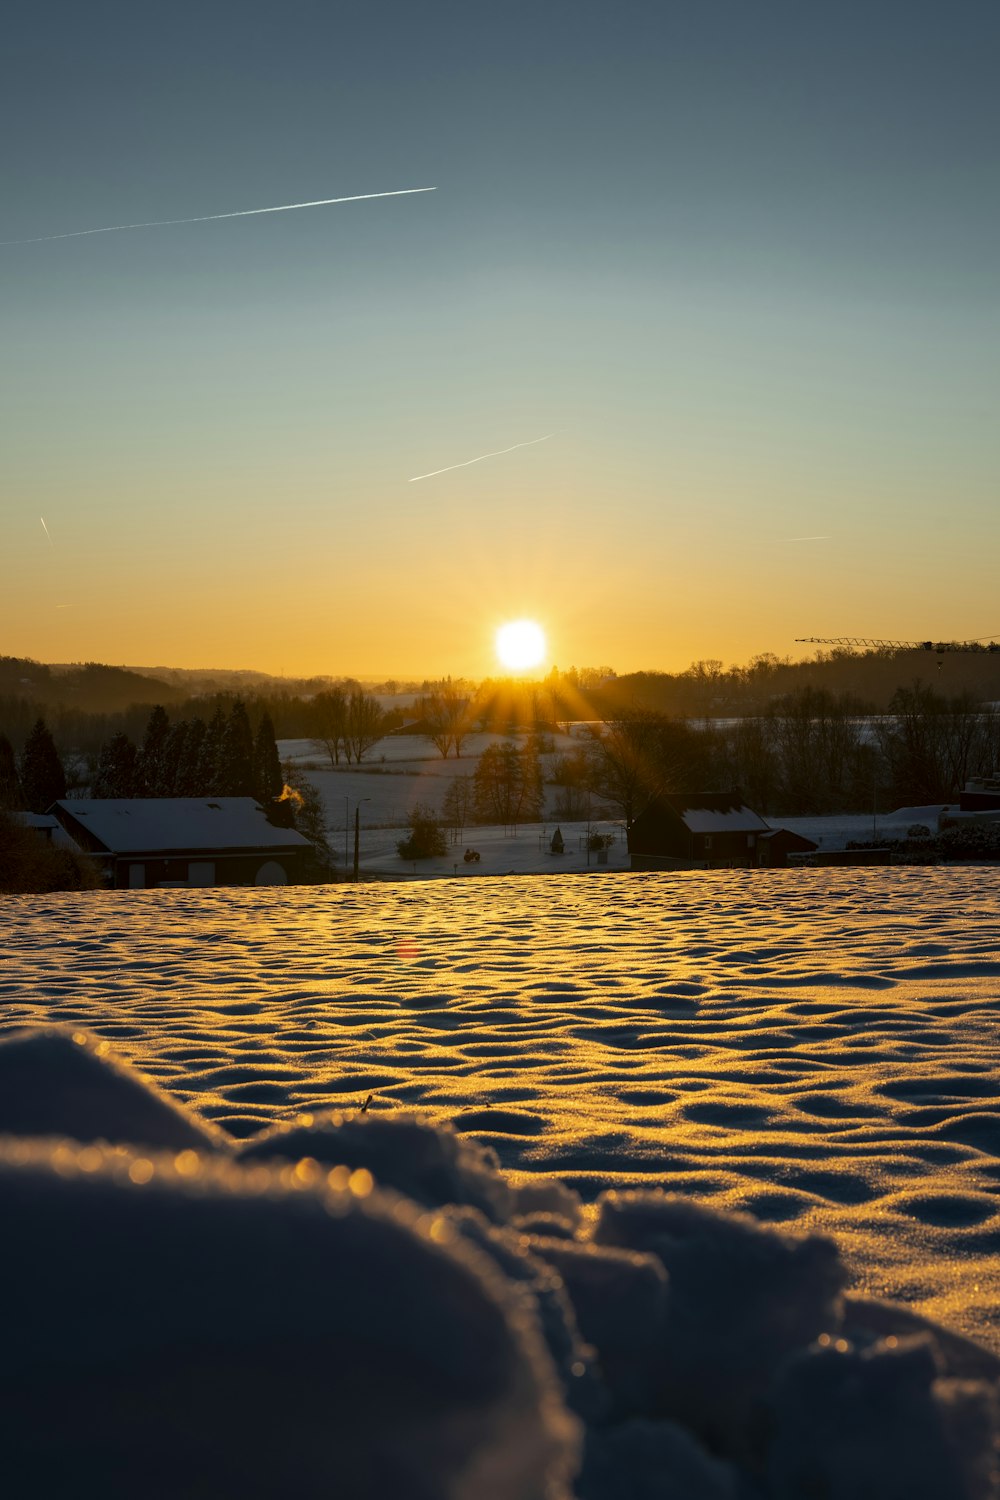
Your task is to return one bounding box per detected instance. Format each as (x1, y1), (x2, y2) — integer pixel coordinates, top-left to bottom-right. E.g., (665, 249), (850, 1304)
(3, 651), (1000, 892)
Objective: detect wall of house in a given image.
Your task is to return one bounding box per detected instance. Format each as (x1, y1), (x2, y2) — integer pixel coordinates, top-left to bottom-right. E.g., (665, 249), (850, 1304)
(111, 852), (306, 889)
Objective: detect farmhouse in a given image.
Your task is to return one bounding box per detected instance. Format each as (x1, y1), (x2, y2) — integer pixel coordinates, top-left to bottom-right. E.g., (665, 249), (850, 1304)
(51, 798), (312, 889)
(628, 791), (816, 870)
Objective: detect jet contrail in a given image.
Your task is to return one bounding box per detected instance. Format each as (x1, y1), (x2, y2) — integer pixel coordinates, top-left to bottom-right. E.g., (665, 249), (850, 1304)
(40, 516), (53, 546)
(1, 187), (437, 247)
(409, 433), (554, 483)
(783, 535), (829, 542)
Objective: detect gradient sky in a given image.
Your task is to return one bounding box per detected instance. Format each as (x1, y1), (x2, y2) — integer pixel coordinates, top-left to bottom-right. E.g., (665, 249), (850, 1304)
(3, 1), (998, 679)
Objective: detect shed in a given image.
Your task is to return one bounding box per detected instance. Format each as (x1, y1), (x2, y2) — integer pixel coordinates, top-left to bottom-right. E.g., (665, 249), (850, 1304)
(628, 791), (771, 870)
(755, 828), (819, 867)
(51, 798), (312, 889)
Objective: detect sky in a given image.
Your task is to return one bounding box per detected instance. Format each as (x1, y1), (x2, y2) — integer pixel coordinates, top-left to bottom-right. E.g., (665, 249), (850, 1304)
(3, 1), (999, 680)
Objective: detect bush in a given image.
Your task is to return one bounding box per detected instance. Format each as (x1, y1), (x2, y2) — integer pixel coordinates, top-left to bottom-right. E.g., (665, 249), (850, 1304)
(587, 831), (614, 852)
(397, 805), (447, 860)
(0, 813), (100, 893)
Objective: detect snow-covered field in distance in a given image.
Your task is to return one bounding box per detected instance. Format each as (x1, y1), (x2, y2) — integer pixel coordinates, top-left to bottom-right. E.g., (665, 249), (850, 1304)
(5, 867), (1000, 1353)
(278, 734), (952, 877)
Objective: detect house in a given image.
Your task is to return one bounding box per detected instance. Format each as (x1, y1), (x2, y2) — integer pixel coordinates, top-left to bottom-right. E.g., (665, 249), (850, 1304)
(50, 798), (312, 889)
(755, 827), (819, 867)
(11, 812), (61, 842)
(959, 773), (1000, 814)
(627, 791), (817, 870)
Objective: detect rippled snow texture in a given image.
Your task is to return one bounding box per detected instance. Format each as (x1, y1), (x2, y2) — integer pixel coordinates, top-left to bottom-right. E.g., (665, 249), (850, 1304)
(3, 867), (1000, 1347)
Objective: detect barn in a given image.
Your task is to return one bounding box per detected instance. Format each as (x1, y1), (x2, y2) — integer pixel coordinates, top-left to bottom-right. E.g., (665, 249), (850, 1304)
(51, 798), (312, 889)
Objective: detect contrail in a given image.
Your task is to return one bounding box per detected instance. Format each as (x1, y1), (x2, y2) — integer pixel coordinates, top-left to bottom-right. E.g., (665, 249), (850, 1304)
(782, 535), (829, 542)
(409, 433), (554, 483)
(1, 187), (437, 247)
(39, 516), (53, 546)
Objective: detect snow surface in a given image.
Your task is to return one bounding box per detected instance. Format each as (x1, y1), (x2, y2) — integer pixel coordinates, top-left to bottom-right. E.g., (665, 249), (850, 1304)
(4, 866), (1000, 1496)
(4, 867), (1000, 1355)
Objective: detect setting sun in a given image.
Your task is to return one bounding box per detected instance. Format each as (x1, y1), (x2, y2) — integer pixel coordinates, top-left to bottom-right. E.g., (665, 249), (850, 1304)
(495, 619), (546, 672)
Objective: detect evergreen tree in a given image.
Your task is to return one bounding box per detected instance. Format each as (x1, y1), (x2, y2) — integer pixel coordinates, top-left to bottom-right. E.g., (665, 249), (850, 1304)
(218, 699), (254, 796)
(175, 717), (207, 796)
(160, 721), (188, 796)
(91, 732), (138, 798)
(19, 719), (67, 813)
(136, 706), (171, 795)
(199, 706), (228, 796)
(0, 734), (23, 809)
(253, 712), (283, 806)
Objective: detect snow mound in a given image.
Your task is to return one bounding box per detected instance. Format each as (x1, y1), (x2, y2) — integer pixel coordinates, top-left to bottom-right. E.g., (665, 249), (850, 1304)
(593, 1190), (846, 1456)
(768, 1334), (1000, 1500)
(446, 1206), (608, 1422)
(524, 1235), (669, 1417)
(0, 1027), (226, 1151)
(0, 1136), (579, 1500)
(239, 1107), (513, 1221)
(579, 1418), (739, 1500)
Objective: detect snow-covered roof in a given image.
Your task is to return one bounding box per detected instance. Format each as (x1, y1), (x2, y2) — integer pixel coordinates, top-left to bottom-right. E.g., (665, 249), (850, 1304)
(658, 792), (770, 835)
(679, 806), (770, 834)
(52, 799), (310, 854)
(12, 812), (60, 832)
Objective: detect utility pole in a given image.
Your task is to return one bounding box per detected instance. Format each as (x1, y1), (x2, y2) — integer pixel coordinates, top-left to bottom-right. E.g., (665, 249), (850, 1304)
(353, 805), (361, 882)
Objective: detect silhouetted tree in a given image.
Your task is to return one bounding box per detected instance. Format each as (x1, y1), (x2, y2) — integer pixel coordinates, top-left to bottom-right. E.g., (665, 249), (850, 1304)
(876, 683), (999, 805)
(441, 775), (475, 843)
(472, 741), (544, 830)
(160, 721), (190, 797)
(218, 699), (254, 796)
(91, 732), (138, 798)
(136, 706), (171, 795)
(344, 690), (388, 764)
(418, 681), (472, 758)
(311, 687), (348, 767)
(253, 713), (283, 806)
(0, 734), (23, 809)
(19, 719), (66, 812)
(199, 706), (228, 796)
(588, 711), (705, 826)
(175, 718), (207, 796)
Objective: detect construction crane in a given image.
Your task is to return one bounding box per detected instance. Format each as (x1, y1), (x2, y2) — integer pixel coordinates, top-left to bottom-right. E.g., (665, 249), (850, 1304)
(797, 636), (1000, 653)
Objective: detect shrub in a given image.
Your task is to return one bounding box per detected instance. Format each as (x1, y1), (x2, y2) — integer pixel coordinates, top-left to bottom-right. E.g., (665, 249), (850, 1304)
(0, 813), (100, 893)
(397, 805), (447, 860)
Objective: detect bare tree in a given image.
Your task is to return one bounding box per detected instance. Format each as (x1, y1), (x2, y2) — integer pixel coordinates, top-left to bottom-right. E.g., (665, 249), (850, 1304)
(344, 689), (388, 764)
(311, 687), (348, 768)
(441, 774), (475, 843)
(418, 680), (472, 758)
(587, 710), (704, 826)
(472, 741), (543, 831)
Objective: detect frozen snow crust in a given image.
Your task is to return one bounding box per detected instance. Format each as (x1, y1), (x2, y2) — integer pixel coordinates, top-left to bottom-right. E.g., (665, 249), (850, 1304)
(1, 1028), (998, 1498)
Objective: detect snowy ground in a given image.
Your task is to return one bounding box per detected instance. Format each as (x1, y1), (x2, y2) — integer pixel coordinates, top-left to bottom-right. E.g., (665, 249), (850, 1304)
(279, 733), (953, 877)
(4, 866), (1000, 1356)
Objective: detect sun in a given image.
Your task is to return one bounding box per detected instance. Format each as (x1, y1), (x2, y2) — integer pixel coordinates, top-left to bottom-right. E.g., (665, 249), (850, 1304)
(495, 619), (547, 672)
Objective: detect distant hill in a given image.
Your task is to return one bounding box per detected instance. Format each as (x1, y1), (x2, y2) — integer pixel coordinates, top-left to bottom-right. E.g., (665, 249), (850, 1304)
(0, 657), (183, 714)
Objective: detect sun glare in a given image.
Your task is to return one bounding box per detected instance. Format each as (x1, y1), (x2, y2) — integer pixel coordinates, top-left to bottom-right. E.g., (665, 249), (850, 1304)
(496, 619), (546, 672)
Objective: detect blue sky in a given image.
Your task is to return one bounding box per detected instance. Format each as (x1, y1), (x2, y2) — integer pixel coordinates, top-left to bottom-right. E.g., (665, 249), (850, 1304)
(3, 1), (998, 676)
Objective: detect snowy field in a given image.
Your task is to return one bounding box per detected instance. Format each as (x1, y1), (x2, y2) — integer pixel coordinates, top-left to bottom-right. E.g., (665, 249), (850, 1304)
(4, 866), (1000, 1355)
(279, 734), (953, 877)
